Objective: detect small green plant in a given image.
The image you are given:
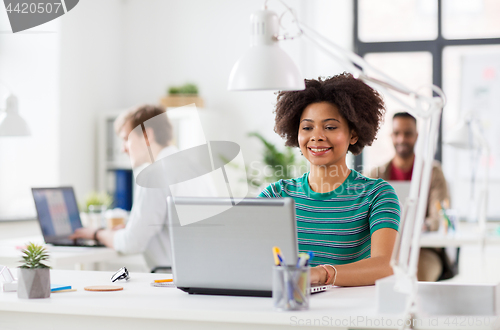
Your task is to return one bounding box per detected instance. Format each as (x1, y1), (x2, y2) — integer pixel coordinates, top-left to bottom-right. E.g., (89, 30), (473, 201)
(168, 83), (199, 95)
(168, 86), (181, 94)
(247, 132), (306, 186)
(84, 191), (112, 210)
(19, 243), (50, 269)
(220, 132), (307, 190)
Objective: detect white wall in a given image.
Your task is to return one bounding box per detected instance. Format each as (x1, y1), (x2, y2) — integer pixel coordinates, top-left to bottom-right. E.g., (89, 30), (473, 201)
(0, 0), (125, 217)
(299, 0), (354, 167)
(0, 15), (59, 218)
(45, 0), (351, 200)
(120, 0), (296, 163)
(58, 0), (125, 200)
(0, 0), (353, 218)
(300, 0), (353, 79)
(119, 0), (353, 169)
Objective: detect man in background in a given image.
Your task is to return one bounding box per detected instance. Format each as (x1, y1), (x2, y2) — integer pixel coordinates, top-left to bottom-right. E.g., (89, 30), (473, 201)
(71, 105), (216, 270)
(368, 112), (451, 281)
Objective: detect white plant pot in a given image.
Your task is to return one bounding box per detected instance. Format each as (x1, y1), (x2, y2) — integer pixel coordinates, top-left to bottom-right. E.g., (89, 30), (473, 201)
(17, 268), (51, 299)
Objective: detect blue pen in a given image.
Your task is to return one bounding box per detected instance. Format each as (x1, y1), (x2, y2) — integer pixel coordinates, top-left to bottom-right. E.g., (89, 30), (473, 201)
(296, 253), (309, 268)
(277, 253), (296, 307)
(277, 254), (286, 266)
(296, 254), (303, 268)
(292, 253), (310, 306)
(305, 251), (314, 266)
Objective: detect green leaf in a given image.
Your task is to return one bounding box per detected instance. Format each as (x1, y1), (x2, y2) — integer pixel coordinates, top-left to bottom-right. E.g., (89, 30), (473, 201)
(19, 242), (51, 269)
(168, 86), (180, 94)
(248, 131), (306, 184)
(168, 83), (199, 95)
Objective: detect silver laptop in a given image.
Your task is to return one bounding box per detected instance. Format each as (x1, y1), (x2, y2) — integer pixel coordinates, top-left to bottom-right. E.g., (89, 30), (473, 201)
(386, 181), (411, 205)
(167, 197), (299, 297)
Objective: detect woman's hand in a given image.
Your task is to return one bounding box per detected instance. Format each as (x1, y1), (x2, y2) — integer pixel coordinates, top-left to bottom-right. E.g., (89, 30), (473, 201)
(111, 224), (126, 230)
(310, 266), (327, 285)
(69, 227), (96, 240)
(69, 227), (115, 248)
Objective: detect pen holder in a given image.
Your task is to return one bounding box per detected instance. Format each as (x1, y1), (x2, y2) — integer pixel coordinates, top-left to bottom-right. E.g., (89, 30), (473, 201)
(272, 265), (310, 311)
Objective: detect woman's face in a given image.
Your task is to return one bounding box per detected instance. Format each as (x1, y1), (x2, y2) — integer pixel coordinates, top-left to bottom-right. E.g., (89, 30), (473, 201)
(298, 102), (357, 169)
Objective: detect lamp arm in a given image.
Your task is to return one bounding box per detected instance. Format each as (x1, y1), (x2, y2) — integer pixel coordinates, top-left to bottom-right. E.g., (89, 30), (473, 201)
(479, 147), (489, 244)
(470, 121), (490, 238)
(264, 0), (303, 41)
(408, 108), (442, 275)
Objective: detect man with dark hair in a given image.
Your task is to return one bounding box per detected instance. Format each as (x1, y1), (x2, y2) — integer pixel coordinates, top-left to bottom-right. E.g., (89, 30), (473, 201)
(71, 105), (216, 270)
(368, 112), (451, 281)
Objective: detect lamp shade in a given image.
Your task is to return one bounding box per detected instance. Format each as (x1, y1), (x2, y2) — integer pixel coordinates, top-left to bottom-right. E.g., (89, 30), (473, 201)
(0, 94), (31, 137)
(444, 120), (477, 150)
(227, 9), (305, 91)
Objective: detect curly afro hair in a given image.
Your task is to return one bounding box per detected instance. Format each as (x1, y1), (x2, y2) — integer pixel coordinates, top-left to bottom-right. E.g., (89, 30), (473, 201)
(274, 72), (385, 155)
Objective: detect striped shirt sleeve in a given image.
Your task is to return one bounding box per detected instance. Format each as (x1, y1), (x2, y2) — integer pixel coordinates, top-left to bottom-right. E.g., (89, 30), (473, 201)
(258, 181), (283, 198)
(368, 180), (401, 234)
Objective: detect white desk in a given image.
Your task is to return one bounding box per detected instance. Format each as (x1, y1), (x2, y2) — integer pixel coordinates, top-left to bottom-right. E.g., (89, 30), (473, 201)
(420, 231), (481, 248)
(420, 222), (500, 248)
(0, 236), (118, 270)
(0, 270), (497, 330)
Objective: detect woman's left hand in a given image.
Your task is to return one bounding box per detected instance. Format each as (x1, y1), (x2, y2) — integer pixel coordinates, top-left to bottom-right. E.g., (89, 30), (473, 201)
(310, 266), (326, 285)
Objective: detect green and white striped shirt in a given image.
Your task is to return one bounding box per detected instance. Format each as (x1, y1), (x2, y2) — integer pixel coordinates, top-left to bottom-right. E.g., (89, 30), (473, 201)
(258, 170), (400, 266)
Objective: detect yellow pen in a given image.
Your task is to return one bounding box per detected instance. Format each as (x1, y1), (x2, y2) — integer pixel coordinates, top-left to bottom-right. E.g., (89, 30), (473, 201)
(154, 278), (174, 283)
(272, 246), (281, 266)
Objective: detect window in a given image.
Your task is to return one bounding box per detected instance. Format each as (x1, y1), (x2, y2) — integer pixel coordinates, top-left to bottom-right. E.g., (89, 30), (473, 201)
(442, 0), (500, 40)
(354, 0), (500, 219)
(354, 0), (500, 168)
(362, 52), (433, 171)
(359, 0), (438, 42)
(441, 45), (500, 220)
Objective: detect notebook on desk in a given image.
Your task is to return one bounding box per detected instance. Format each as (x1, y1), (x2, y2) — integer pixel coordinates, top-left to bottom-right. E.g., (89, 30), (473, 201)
(167, 197), (331, 297)
(31, 187), (104, 247)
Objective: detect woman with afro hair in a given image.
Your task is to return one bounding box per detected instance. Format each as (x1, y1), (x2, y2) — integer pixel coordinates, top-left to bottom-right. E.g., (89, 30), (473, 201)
(259, 73), (400, 287)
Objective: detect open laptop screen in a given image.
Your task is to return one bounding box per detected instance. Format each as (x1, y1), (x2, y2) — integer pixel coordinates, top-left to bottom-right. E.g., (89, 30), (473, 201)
(168, 197), (298, 296)
(386, 181), (411, 206)
(32, 187), (82, 240)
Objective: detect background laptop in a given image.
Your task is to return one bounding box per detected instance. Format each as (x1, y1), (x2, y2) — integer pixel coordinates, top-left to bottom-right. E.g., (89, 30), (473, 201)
(386, 181), (411, 206)
(31, 187), (103, 247)
(168, 197), (331, 297)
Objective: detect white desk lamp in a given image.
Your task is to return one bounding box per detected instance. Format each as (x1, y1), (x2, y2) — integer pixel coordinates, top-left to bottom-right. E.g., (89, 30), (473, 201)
(228, 1), (446, 325)
(445, 115), (490, 240)
(0, 94), (31, 137)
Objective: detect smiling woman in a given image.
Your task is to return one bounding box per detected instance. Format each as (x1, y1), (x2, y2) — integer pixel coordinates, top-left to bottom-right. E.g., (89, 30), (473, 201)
(298, 102), (358, 192)
(259, 73), (400, 287)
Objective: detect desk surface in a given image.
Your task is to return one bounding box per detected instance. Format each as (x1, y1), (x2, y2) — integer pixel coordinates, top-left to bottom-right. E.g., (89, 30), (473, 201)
(420, 231), (482, 247)
(0, 236), (118, 269)
(0, 270), (381, 328)
(420, 222), (500, 248)
(1, 270), (498, 330)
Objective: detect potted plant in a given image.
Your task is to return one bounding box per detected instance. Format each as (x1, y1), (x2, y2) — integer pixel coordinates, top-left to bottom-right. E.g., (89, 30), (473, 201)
(220, 132), (307, 195)
(17, 242), (51, 299)
(160, 83), (205, 108)
(84, 191), (112, 211)
(83, 191), (113, 228)
(246, 132), (307, 187)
